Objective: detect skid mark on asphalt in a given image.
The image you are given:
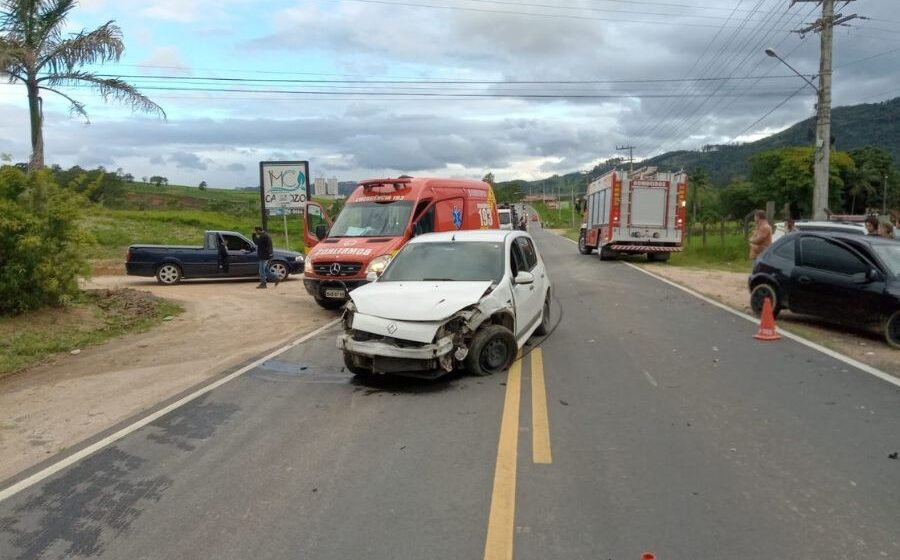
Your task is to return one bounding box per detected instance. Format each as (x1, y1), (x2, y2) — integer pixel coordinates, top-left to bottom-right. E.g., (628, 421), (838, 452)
(146, 395), (241, 452)
(251, 359), (353, 383)
(0, 446), (171, 560)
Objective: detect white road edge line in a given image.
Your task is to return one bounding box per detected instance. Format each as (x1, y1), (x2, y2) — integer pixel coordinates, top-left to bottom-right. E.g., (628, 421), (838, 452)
(642, 370), (659, 388)
(546, 231), (898, 389)
(0, 318), (342, 504)
(622, 262), (900, 389)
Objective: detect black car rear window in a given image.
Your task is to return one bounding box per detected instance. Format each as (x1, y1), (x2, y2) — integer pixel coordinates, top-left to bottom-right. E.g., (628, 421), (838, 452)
(800, 237), (869, 276)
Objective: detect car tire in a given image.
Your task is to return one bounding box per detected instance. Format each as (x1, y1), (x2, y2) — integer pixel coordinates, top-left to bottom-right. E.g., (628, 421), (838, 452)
(750, 283), (781, 318)
(578, 232), (593, 255)
(343, 352), (373, 377)
(534, 296), (551, 336)
(648, 253), (670, 262)
(465, 324), (517, 377)
(268, 260), (289, 282)
(315, 297), (346, 310)
(884, 310), (900, 350)
(599, 245), (617, 261)
(155, 263), (183, 285)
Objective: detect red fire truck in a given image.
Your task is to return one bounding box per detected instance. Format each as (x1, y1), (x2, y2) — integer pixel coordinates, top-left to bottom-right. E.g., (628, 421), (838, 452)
(578, 167), (688, 261)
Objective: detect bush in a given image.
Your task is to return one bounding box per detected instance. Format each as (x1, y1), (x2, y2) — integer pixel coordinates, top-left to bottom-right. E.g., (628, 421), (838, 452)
(0, 167), (92, 314)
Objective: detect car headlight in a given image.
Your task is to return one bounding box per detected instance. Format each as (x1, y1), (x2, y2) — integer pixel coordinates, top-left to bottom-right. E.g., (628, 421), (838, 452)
(294, 255), (305, 262)
(366, 254), (393, 275)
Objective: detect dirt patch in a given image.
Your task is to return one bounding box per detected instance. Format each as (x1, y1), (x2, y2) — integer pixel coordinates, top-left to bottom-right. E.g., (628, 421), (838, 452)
(0, 276), (338, 483)
(641, 265), (899, 377)
(91, 259), (125, 276)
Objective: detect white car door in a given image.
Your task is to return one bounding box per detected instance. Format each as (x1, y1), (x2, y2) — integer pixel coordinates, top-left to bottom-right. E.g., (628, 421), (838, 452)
(510, 236), (544, 339)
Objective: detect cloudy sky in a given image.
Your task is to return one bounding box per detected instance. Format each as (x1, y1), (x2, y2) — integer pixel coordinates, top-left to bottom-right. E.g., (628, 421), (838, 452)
(1, 0), (898, 187)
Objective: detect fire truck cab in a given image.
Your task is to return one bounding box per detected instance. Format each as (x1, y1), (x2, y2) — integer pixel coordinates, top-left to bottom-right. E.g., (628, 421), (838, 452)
(303, 177), (499, 309)
(578, 167), (688, 261)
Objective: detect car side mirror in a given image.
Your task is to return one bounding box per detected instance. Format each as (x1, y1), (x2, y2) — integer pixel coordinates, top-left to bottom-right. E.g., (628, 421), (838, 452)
(867, 268), (884, 282)
(314, 224), (329, 240)
(514, 271), (535, 285)
(366, 271), (379, 282)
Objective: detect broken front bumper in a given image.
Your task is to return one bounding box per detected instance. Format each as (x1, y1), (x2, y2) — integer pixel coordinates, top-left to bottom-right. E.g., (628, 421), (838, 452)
(337, 333), (457, 376)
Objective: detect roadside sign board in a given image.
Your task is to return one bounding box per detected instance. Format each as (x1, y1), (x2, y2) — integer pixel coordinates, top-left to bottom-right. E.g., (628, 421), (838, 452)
(259, 160), (310, 229)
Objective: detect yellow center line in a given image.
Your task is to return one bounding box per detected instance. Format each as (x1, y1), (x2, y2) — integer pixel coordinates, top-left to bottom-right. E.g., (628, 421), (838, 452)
(483, 358), (522, 560)
(531, 348), (552, 464)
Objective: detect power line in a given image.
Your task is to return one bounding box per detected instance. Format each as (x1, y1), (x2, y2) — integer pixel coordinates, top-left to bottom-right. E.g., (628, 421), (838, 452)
(726, 84), (808, 143)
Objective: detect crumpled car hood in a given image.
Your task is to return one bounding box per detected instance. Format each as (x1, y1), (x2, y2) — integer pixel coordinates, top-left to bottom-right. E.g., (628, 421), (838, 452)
(349, 281), (493, 322)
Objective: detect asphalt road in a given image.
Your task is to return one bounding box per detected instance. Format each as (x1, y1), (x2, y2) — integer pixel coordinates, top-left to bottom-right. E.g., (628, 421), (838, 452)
(2, 228), (899, 560)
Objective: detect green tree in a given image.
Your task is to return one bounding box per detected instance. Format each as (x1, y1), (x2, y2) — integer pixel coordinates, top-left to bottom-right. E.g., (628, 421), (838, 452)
(0, 0), (165, 169)
(719, 178), (758, 220)
(198, 180), (207, 191)
(0, 165), (91, 314)
(149, 175), (167, 187)
(749, 146), (854, 218)
(846, 146), (895, 214)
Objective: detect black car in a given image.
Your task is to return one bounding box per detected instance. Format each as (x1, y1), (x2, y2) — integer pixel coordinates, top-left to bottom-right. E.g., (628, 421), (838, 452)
(748, 232), (900, 348)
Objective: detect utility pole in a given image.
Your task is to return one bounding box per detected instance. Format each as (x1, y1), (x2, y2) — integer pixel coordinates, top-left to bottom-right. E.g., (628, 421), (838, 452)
(616, 145), (634, 174)
(885, 174), (889, 215)
(792, 0), (857, 220)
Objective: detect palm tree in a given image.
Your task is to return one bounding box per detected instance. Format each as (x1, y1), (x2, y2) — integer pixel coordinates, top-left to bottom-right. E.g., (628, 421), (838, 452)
(0, 0), (164, 169)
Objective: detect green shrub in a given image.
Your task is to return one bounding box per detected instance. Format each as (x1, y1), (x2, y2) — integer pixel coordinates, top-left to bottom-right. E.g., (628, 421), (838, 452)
(0, 167), (92, 314)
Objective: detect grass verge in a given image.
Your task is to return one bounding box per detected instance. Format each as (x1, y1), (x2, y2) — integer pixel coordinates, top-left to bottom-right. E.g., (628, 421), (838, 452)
(0, 289), (184, 379)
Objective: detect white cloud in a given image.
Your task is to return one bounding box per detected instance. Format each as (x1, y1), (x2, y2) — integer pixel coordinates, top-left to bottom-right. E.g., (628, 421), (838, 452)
(138, 46), (191, 75)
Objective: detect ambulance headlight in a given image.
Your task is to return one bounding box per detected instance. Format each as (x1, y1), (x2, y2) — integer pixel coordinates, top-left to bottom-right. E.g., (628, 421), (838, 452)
(366, 254), (393, 275)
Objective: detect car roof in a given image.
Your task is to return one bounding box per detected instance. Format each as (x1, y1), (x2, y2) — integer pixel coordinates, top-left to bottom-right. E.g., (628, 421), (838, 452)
(408, 230), (519, 244)
(798, 231), (898, 246)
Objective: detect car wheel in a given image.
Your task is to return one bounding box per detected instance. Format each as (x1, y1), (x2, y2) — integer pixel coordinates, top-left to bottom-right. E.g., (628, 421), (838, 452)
(578, 232), (593, 255)
(466, 324), (517, 376)
(750, 283), (780, 318)
(156, 263), (182, 285)
(534, 296), (551, 336)
(884, 310), (900, 350)
(343, 352), (373, 377)
(599, 245), (617, 261)
(315, 297), (346, 310)
(269, 261), (289, 282)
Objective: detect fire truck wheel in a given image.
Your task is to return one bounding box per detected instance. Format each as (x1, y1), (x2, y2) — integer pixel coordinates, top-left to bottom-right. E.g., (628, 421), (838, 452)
(578, 232), (593, 255)
(750, 283), (781, 319)
(599, 245), (617, 261)
(648, 253), (670, 262)
(466, 325), (517, 376)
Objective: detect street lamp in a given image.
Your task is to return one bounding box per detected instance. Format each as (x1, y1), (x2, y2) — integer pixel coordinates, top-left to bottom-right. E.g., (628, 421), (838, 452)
(884, 174), (889, 215)
(765, 48), (819, 93)
(765, 46), (829, 220)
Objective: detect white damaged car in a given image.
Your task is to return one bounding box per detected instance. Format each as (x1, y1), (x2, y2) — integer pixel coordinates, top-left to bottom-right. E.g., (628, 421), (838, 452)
(337, 230), (552, 378)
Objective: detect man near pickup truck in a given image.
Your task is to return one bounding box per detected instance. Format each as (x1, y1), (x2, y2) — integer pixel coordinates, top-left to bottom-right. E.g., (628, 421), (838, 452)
(252, 226), (278, 288)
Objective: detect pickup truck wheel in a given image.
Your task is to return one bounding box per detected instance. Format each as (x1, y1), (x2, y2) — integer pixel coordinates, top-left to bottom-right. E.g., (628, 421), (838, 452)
(884, 310), (900, 349)
(578, 231), (593, 255)
(315, 297), (346, 310)
(534, 296), (551, 336)
(268, 261), (289, 282)
(156, 263), (183, 285)
(466, 325), (517, 377)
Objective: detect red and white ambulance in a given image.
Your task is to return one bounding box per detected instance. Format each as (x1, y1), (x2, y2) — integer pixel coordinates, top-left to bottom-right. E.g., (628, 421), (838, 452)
(578, 166), (688, 261)
(302, 177), (499, 309)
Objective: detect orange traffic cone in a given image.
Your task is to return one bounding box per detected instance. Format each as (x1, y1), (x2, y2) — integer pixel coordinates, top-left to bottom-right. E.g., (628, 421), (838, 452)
(641, 554), (657, 560)
(753, 297), (781, 341)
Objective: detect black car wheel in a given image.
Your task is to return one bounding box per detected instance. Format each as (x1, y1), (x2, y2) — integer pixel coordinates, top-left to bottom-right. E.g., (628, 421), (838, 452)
(750, 283), (780, 318)
(466, 325), (517, 376)
(268, 261), (289, 282)
(884, 310), (900, 350)
(578, 231), (593, 255)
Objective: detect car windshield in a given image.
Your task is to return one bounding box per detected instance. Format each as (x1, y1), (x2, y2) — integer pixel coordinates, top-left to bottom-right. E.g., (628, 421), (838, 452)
(872, 244), (900, 276)
(499, 212), (511, 225)
(329, 201), (414, 237)
(381, 241), (505, 282)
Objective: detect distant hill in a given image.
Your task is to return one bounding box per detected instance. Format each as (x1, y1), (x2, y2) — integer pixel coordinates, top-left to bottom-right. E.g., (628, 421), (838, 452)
(499, 96), (900, 191)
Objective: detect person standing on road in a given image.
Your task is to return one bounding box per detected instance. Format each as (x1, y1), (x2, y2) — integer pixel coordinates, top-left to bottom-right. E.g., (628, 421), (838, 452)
(217, 234), (230, 273)
(878, 221), (895, 239)
(749, 210), (773, 259)
(252, 226), (278, 289)
(865, 216), (881, 236)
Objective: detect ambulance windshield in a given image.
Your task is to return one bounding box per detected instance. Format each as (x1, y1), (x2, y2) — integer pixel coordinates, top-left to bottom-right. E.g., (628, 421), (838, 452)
(329, 201), (414, 237)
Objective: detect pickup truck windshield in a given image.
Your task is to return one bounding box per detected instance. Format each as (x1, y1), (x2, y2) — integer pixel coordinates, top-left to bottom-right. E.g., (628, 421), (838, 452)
(381, 242), (504, 282)
(329, 201), (414, 237)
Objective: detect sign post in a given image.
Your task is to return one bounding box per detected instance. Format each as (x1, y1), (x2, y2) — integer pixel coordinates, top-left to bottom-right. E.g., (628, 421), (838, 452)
(259, 161), (310, 238)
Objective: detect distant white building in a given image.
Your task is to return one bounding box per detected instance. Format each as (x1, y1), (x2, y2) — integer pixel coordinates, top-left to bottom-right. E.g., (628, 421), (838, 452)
(313, 177), (340, 198)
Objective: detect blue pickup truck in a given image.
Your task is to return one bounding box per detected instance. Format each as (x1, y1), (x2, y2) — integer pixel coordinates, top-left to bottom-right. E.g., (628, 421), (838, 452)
(126, 230), (305, 285)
